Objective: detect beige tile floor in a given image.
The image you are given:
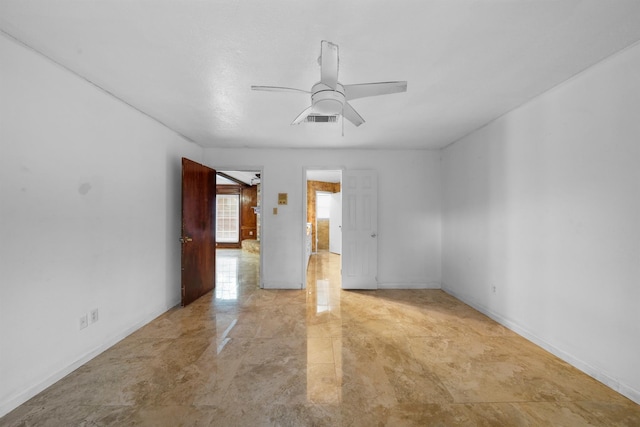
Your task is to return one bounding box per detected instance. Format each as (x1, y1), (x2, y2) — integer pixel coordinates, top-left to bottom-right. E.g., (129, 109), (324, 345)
(2, 249), (639, 426)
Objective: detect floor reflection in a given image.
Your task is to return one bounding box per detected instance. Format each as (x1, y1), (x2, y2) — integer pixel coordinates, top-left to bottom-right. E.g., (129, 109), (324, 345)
(315, 280), (331, 313)
(3, 249), (639, 426)
(306, 251), (342, 405)
(215, 253), (239, 300)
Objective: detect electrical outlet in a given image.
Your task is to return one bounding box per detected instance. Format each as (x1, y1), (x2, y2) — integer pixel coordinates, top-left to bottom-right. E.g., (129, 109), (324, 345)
(90, 309), (99, 323)
(492, 285), (497, 294)
(79, 314), (88, 330)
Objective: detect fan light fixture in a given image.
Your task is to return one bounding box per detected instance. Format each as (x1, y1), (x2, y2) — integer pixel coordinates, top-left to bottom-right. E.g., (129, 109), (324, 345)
(252, 41), (407, 128)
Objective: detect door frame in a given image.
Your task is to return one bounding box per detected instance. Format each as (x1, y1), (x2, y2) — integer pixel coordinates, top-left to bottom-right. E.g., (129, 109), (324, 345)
(211, 165), (264, 289)
(302, 167), (343, 290)
(329, 191), (342, 255)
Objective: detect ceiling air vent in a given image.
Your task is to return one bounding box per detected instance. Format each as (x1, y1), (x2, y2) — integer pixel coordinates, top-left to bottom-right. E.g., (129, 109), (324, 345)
(304, 115), (338, 123)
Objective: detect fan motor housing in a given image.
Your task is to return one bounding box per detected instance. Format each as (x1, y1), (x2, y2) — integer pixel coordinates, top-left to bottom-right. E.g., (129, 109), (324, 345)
(311, 82), (345, 115)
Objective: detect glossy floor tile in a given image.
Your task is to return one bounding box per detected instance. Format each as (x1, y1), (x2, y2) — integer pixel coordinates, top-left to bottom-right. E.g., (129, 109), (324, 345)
(2, 250), (639, 426)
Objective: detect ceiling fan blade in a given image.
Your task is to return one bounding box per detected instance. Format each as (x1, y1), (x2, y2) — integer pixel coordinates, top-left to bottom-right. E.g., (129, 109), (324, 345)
(343, 102), (365, 127)
(291, 106), (314, 125)
(343, 81), (407, 101)
(251, 86), (310, 94)
(320, 41), (339, 90)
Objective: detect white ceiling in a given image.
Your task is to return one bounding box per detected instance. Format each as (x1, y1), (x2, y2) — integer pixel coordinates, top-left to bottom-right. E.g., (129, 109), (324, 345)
(2, 1), (640, 150)
(218, 170), (260, 186)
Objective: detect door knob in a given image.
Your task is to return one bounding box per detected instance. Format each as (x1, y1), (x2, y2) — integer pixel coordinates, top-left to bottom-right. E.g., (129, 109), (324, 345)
(180, 236), (193, 243)
(371, 233), (377, 238)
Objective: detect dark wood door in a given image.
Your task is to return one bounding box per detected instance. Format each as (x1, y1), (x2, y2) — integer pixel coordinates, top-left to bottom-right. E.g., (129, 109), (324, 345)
(241, 186), (258, 240)
(181, 158), (216, 306)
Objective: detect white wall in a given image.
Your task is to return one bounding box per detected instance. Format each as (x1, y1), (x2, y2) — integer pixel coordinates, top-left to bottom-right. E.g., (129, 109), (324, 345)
(203, 148), (441, 289)
(0, 35), (202, 415)
(441, 41), (640, 403)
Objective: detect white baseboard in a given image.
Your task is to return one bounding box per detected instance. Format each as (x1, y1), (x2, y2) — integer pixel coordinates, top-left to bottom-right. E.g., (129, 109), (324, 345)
(442, 285), (640, 405)
(378, 281), (441, 290)
(0, 301), (176, 418)
(262, 281), (303, 289)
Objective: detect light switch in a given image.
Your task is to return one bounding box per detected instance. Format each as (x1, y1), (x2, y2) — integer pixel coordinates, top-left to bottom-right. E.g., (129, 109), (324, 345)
(273, 207), (278, 215)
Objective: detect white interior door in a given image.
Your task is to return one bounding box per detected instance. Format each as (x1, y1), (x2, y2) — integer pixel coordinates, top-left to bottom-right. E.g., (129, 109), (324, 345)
(329, 192), (342, 254)
(341, 170), (377, 289)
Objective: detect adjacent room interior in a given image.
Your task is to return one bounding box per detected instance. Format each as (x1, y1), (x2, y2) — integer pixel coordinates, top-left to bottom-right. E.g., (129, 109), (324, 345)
(214, 170), (262, 303)
(305, 169), (342, 286)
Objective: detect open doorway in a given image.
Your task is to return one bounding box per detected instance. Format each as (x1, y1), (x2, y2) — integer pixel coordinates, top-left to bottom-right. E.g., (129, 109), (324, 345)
(304, 169), (342, 288)
(215, 169), (263, 292)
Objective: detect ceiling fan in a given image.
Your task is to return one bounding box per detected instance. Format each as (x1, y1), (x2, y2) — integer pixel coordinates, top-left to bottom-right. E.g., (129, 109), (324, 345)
(251, 40), (407, 127)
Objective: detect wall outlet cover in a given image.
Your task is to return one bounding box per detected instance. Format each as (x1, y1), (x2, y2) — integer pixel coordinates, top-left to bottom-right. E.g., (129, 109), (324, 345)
(80, 315), (88, 330)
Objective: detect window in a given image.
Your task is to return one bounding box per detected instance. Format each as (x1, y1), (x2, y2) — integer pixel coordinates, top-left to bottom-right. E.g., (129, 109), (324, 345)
(216, 194), (239, 243)
(316, 192), (331, 219)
